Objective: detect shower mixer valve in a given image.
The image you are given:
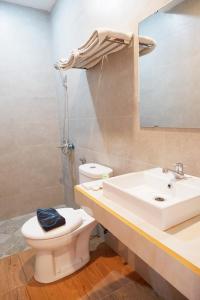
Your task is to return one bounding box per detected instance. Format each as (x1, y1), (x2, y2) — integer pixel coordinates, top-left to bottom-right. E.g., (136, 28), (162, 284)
(57, 140), (75, 154)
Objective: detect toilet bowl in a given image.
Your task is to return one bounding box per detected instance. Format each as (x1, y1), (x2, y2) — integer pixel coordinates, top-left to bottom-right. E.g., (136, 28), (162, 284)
(22, 208), (96, 283)
(21, 163), (113, 283)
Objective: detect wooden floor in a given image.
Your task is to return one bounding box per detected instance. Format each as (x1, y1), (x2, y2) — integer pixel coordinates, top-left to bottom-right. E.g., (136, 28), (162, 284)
(0, 243), (161, 300)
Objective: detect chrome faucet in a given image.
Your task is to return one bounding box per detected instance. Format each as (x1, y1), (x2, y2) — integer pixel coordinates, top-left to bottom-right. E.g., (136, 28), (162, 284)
(162, 162), (185, 179)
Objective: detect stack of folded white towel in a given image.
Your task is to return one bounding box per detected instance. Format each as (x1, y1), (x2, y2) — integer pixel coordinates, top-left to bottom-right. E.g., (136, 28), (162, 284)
(55, 28), (133, 70)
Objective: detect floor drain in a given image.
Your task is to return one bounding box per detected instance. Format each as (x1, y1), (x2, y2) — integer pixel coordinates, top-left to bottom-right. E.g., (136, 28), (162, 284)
(154, 196), (165, 202)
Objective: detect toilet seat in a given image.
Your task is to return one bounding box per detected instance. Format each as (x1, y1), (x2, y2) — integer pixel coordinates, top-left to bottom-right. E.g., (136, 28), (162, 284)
(21, 208), (83, 240)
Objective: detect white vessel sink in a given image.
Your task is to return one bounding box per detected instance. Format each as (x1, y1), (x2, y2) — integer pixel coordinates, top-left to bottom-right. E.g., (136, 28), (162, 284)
(103, 168), (200, 230)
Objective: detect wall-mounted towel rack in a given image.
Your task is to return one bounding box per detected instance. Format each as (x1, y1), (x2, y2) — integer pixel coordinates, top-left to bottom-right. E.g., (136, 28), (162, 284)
(139, 36), (156, 56)
(54, 30), (156, 71)
(54, 29), (133, 71)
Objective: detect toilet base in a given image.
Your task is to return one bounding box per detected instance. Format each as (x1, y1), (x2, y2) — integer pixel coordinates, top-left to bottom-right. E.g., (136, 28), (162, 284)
(32, 216), (96, 283)
(34, 253), (90, 283)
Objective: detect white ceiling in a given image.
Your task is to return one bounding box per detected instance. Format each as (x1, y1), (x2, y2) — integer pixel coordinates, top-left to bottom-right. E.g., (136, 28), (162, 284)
(2, 0), (57, 12)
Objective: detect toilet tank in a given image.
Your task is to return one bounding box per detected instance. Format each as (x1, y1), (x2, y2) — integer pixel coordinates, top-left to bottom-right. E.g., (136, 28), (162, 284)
(79, 163), (113, 184)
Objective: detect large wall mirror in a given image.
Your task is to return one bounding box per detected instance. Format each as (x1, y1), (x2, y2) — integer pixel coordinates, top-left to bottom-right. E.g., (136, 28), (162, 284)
(139, 0), (200, 128)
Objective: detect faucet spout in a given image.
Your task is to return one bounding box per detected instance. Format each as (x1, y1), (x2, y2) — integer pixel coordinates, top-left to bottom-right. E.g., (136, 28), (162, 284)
(162, 163), (185, 179)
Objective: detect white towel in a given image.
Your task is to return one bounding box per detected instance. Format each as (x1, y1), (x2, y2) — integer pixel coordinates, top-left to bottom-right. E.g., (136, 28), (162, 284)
(55, 28), (133, 70)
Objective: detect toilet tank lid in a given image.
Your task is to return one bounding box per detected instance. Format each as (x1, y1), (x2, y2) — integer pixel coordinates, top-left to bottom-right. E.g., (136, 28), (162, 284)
(79, 163), (113, 179)
(21, 208), (83, 240)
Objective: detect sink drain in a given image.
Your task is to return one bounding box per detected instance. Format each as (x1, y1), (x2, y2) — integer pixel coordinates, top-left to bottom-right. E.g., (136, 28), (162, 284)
(154, 196), (165, 202)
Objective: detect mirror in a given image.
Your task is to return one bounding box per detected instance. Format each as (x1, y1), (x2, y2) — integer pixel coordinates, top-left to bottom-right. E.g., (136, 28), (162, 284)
(139, 0), (200, 128)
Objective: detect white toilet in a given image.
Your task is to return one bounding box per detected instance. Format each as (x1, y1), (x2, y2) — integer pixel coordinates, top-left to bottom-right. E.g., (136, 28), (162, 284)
(21, 163), (113, 283)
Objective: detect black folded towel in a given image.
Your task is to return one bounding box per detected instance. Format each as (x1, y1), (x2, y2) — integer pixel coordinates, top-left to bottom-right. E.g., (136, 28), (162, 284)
(37, 208), (66, 232)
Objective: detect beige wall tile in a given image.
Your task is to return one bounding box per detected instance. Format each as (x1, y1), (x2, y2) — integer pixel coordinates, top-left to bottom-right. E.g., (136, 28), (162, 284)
(0, 151), (21, 198)
(70, 117), (106, 153)
(0, 185), (64, 220)
(19, 145), (62, 193)
(103, 116), (134, 158)
(16, 119), (60, 147)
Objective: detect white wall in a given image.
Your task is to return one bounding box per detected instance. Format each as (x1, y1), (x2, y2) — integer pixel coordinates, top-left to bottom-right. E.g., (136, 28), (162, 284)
(0, 2), (64, 219)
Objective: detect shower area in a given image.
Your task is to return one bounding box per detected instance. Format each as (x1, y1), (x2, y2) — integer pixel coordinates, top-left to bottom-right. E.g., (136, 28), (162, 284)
(0, 2), (68, 257)
(0, 0), (136, 258)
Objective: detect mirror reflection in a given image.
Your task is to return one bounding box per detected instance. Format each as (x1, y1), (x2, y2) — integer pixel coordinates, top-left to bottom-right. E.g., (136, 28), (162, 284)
(139, 0), (200, 128)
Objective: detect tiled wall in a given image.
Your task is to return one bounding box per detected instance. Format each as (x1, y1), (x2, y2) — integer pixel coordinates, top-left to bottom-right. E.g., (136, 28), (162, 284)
(0, 2), (64, 220)
(50, 0), (192, 207)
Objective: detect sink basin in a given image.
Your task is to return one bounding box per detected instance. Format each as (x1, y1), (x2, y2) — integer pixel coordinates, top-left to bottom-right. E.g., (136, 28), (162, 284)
(103, 168), (200, 230)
